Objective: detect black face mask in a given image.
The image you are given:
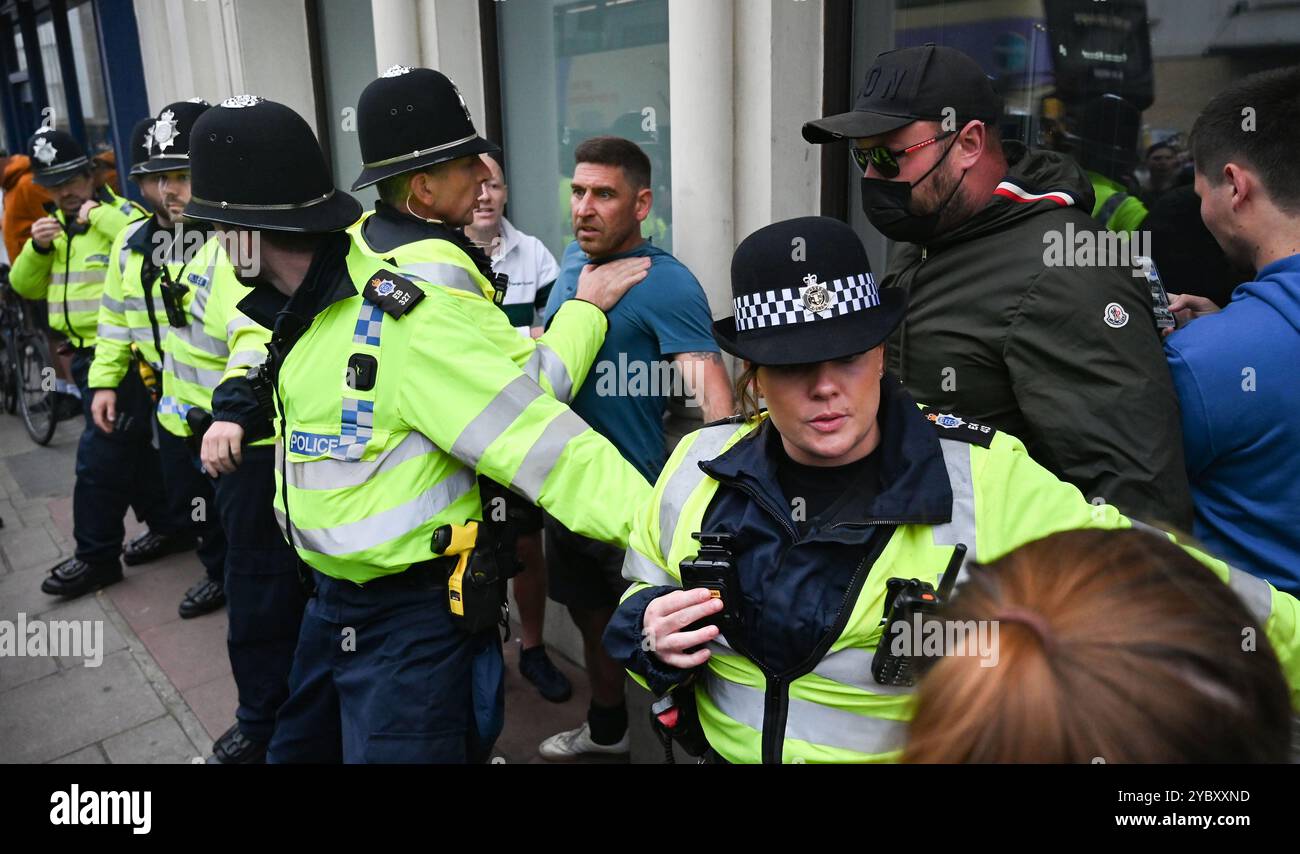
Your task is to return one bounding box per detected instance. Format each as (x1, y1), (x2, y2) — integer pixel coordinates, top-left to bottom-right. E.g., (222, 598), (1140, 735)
(859, 137), (966, 244)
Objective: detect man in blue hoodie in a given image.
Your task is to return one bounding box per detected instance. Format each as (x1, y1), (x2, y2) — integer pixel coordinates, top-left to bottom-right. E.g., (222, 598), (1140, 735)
(1164, 65), (1300, 595)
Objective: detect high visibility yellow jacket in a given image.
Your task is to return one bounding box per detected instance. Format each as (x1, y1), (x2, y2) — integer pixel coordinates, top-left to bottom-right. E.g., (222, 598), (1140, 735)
(9, 188), (145, 346)
(608, 388), (1300, 763)
(242, 231), (651, 583)
(87, 218), (271, 440)
(346, 207), (602, 404)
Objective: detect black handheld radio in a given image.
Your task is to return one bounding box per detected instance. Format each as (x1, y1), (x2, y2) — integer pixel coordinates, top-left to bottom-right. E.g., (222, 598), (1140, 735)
(871, 544), (967, 687)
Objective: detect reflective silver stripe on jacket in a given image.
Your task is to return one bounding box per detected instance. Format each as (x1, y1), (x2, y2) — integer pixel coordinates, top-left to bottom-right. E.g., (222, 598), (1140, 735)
(276, 467), (476, 555)
(450, 374), (544, 470)
(703, 671), (909, 759)
(401, 262), (481, 297)
(170, 318), (229, 358)
(509, 408), (589, 500)
(167, 357), (226, 389)
(280, 430), (436, 492)
(622, 547), (679, 589)
(227, 316), (255, 337)
(100, 296), (125, 314)
(1127, 518), (1274, 625)
(95, 323), (131, 342)
(51, 271), (105, 285)
(56, 299), (104, 314)
(522, 343), (574, 403)
(657, 423), (738, 562)
(118, 219), (149, 274)
(931, 439), (977, 584)
(812, 646), (914, 696)
(1228, 566), (1274, 625)
(226, 349), (267, 373)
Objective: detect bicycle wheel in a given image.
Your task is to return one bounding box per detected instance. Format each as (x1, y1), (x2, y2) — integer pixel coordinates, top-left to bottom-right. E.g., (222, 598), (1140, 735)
(16, 331), (57, 445)
(0, 333), (17, 415)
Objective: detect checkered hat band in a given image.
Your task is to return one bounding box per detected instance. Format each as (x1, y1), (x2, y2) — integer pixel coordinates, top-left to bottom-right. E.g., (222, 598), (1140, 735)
(733, 273), (879, 332)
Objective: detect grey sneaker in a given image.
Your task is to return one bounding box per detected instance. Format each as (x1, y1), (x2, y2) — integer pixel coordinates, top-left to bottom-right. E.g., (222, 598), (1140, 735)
(538, 722), (629, 761)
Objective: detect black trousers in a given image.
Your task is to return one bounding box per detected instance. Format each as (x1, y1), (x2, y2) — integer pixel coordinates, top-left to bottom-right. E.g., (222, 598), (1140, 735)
(69, 348), (168, 564)
(214, 445), (308, 744)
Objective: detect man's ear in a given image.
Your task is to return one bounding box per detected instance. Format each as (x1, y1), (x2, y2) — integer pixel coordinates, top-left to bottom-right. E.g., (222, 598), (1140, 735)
(953, 120), (986, 169)
(634, 186), (653, 223)
(408, 169), (436, 206)
(1222, 163), (1255, 212)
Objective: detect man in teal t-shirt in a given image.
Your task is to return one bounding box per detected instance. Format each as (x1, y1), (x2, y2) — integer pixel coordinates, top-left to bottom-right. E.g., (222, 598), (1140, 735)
(538, 134), (733, 762)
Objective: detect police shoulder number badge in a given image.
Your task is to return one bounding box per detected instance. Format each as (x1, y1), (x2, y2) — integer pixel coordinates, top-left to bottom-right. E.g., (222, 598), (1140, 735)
(926, 411), (997, 448)
(364, 270), (425, 318)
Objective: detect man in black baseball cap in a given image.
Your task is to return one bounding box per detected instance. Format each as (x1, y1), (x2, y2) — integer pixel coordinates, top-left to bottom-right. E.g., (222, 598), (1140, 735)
(802, 44), (1194, 529)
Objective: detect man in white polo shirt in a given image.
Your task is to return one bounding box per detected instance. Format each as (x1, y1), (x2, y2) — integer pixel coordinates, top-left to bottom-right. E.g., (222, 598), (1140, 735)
(463, 148), (571, 702)
(466, 150), (559, 336)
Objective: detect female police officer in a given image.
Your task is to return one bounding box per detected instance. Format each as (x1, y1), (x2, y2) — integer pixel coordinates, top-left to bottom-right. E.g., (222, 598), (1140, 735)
(604, 216), (1300, 764)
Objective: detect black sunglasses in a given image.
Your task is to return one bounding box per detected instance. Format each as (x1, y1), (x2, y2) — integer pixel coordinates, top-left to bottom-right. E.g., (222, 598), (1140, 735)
(851, 130), (956, 179)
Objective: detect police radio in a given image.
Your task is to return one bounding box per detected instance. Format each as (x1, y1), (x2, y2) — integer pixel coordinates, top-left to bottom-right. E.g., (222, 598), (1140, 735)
(871, 544), (966, 687)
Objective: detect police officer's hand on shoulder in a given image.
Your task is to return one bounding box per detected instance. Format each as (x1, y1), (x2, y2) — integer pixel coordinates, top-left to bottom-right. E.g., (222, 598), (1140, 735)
(576, 256), (650, 311)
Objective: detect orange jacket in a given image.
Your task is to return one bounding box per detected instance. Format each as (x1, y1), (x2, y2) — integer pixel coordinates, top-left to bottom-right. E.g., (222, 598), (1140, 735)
(2, 155), (53, 264)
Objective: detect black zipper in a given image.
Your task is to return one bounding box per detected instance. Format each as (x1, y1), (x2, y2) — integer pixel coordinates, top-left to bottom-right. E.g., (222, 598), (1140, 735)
(722, 477), (898, 763)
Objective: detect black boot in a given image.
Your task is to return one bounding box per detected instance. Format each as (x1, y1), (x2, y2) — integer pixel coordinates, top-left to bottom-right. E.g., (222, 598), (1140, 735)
(206, 724), (268, 764)
(40, 557), (124, 598)
(123, 529), (198, 566)
(178, 578), (226, 618)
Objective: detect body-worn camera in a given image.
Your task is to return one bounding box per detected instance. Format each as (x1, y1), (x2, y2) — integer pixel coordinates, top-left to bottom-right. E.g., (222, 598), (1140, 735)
(242, 363), (277, 442)
(157, 267), (190, 329)
(871, 544), (966, 687)
(679, 531), (742, 639)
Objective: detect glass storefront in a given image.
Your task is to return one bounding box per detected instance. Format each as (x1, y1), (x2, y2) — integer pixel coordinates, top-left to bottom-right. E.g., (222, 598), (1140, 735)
(845, 0), (1300, 287)
(497, 0), (673, 259)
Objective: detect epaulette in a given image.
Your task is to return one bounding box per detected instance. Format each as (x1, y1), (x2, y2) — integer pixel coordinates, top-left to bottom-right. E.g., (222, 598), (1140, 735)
(925, 410), (997, 448)
(362, 269), (425, 319)
(703, 412), (756, 429)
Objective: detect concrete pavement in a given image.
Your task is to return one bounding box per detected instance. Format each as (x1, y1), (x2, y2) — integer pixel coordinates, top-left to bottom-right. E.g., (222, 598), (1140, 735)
(0, 407), (665, 764)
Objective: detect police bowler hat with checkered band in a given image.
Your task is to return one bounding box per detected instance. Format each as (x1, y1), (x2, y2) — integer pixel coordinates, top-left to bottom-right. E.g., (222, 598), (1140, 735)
(713, 217), (906, 366)
(184, 96), (361, 233)
(351, 66), (499, 192)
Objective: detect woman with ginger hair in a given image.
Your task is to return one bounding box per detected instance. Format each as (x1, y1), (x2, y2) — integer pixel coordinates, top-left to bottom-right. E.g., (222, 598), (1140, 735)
(905, 528), (1293, 764)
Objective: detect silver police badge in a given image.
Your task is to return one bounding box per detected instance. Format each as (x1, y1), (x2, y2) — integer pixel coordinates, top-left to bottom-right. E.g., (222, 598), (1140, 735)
(375, 279), (396, 297)
(799, 273), (832, 315)
(153, 109), (177, 152)
(32, 136), (57, 165)
(220, 95), (263, 109)
(381, 65), (412, 78)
